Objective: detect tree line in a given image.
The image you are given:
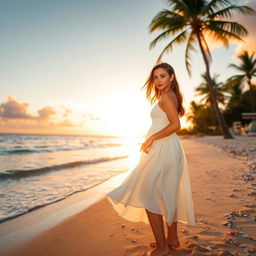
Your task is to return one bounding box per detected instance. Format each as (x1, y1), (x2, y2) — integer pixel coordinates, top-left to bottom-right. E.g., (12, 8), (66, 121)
(186, 50), (256, 135)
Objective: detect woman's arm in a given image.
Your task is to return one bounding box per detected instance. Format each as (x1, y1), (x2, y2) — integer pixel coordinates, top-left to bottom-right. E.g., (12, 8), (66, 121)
(140, 92), (180, 153)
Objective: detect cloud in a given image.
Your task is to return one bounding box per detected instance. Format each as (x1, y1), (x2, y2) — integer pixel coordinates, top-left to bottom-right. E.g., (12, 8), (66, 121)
(0, 96), (100, 134)
(0, 96), (56, 121)
(0, 96), (74, 131)
(0, 96), (34, 119)
(38, 106), (56, 120)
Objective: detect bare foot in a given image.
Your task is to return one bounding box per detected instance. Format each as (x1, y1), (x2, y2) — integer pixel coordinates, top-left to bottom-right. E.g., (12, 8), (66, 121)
(166, 236), (180, 249)
(143, 242), (171, 256)
(149, 242), (157, 248)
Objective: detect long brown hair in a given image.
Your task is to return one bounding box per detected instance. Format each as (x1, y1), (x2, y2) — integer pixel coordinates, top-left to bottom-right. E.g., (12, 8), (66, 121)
(143, 63), (185, 117)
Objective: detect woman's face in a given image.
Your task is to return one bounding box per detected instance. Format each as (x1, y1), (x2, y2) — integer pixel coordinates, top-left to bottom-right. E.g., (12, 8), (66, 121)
(153, 68), (174, 91)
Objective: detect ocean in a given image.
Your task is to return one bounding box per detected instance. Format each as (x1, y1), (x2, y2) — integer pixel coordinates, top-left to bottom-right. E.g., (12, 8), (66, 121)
(0, 133), (142, 223)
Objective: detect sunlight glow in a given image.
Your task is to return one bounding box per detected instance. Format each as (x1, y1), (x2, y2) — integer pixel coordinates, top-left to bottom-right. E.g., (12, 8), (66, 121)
(98, 92), (151, 137)
(121, 135), (144, 169)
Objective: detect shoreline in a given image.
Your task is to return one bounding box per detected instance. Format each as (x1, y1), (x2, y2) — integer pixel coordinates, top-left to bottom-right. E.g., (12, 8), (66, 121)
(0, 170), (130, 252)
(0, 167), (126, 224)
(1, 136), (256, 256)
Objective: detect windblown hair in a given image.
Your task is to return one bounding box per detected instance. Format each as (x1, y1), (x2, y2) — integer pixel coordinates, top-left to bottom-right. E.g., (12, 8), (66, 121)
(143, 63), (185, 117)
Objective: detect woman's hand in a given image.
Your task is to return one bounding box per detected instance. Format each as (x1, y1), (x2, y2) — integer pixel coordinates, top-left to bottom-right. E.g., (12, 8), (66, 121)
(140, 136), (154, 153)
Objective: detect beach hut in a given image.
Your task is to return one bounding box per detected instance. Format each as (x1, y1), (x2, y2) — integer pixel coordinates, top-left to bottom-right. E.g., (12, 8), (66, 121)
(241, 113), (256, 136)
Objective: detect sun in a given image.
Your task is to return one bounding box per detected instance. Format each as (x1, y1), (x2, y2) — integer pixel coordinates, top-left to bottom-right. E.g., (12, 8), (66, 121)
(101, 105), (150, 138)
(98, 93), (151, 138)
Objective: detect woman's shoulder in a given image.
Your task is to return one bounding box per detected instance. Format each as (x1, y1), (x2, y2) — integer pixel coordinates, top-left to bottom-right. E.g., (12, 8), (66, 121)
(160, 91), (177, 103)
(160, 92), (178, 111)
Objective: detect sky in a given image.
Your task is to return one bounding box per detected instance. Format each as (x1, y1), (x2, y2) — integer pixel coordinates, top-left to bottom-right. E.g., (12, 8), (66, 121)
(0, 0), (255, 137)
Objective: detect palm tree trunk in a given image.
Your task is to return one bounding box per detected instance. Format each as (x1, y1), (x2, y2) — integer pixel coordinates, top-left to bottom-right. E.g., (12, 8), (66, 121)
(196, 32), (233, 139)
(248, 78), (255, 112)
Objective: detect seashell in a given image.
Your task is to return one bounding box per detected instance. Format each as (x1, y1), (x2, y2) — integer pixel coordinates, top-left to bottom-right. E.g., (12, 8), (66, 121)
(206, 246), (213, 251)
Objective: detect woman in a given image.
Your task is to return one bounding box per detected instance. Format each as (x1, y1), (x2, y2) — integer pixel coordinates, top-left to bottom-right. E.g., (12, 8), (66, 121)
(107, 63), (196, 256)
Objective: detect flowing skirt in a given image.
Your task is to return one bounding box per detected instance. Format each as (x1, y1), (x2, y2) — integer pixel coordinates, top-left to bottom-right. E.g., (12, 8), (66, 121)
(106, 132), (196, 226)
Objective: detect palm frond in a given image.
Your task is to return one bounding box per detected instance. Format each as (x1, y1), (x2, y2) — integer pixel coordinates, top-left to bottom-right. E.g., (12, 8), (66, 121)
(205, 20), (247, 44)
(149, 10), (187, 33)
(164, 0), (188, 14)
(228, 63), (244, 72)
(203, 27), (229, 48)
(202, 0), (234, 15)
(251, 54), (256, 66)
(208, 20), (247, 37)
(155, 29), (189, 63)
(226, 75), (245, 86)
(237, 51), (256, 72)
(252, 68), (256, 76)
(152, 8), (184, 19)
(208, 5), (255, 19)
(185, 32), (197, 76)
(149, 29), (175, 49)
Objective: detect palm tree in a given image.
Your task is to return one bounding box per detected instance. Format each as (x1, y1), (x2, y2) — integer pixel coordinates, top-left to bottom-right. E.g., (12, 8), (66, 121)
(224, 82), (243, 109)
(187, 100), (218, 133)
(195, 73), (226, 106)
(223, 82), (244, 125)
(148, 0), (255, 139)
(187, 101), (204, 128)
(228, 50), (256, 112)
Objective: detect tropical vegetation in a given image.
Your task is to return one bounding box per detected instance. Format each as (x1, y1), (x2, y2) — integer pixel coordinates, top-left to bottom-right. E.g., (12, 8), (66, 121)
(149, 0), (255, 138)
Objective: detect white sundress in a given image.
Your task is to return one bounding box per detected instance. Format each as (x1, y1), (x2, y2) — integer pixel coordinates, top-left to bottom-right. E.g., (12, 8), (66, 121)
(106, 103), (196, 226)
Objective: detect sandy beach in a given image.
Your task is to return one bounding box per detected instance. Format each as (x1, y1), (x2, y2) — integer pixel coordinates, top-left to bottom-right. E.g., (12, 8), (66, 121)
(1, 136), (256, 256)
